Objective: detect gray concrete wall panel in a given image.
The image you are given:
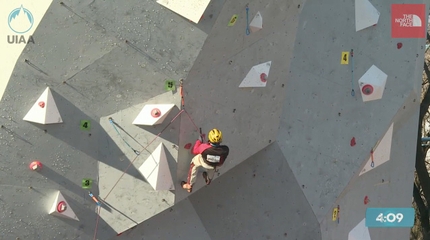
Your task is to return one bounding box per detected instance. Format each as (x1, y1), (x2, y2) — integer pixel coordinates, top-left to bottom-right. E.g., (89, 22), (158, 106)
(189, 143), (321, 240)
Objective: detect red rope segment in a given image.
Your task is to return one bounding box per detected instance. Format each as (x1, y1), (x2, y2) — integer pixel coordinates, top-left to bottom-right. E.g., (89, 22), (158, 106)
(93, 207), (101, 240)
(102, 109), (185, 201)
(180, 79), (185, 109)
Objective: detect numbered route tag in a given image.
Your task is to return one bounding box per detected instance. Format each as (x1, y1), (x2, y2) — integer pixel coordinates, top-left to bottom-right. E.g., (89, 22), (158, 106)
(80, 120), (91, 131)
(341, 52), (349, 64)
(82, 178), (92, 189)
(165, 80), (176, 91)
(332, 207), (338, 221)
(228, 14), (238, 26)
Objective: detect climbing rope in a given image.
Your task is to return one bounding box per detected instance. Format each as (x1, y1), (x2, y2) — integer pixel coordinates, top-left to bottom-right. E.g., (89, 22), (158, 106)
(350, 49), (355, 96)
(93, 207), (101, 240)
(245, 4), (250, 35)
(93, 79), (201, 238)
(180, 79), (185, 109)
(109, 117), (140, 155)
(103, 110), (185, 201)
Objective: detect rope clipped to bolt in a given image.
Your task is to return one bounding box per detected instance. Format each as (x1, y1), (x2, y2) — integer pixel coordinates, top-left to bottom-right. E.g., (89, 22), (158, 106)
(93, 78), (200, 239)
(180, 78), (185, 110)
(103, 78), (198, 200)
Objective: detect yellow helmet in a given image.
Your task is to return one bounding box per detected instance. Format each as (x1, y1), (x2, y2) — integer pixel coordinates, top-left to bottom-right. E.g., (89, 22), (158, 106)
(208, 128), (222, 144)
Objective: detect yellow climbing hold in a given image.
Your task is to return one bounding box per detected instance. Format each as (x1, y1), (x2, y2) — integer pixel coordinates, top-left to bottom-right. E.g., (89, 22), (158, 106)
(332, 207), (338, 221)
(228, 14), (238, 26)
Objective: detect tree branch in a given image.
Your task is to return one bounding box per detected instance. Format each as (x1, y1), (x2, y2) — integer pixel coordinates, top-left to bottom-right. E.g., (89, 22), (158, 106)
(414, 182), (430, 238)
(417, 62), (430, 206)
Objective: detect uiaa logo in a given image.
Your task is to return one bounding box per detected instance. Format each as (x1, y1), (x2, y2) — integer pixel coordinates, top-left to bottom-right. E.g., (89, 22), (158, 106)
(7, 5), (35, 44)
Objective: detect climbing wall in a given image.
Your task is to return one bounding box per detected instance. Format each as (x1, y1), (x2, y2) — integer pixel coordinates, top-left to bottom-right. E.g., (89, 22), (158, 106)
(176, 0), (305, 200)
(277, 0), (425, 239)
(0, 0), (425, 239)
(0, 0), (206, 239)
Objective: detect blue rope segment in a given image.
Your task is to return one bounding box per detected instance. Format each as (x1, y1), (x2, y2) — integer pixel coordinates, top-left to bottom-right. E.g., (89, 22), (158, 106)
(109, 118), (140, 155)
(246, 5), (250, 35)
(350, 49), (355, 96)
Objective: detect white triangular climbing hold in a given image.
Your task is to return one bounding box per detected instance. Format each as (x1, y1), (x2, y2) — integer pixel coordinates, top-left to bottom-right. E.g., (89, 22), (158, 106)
(249, 11), (263, 33)
(49, 191), (79, 221)
(359, 123), (393, 176)
(239, 61), (271, 88)
(358, 65), (387, 102)
(355, 0), (380, 31)
(348, 218), (371, 240)
(138, 143), (174, 190)
(132, 104), (175, 126)
(23, 87), (63, 124)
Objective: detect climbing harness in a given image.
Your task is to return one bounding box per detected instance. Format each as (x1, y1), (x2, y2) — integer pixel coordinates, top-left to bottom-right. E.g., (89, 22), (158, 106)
(108, 117), (140, 155)
(350, 49), (355, 96)
(245, 4), (250, 35)
(370, 149), (374, 168)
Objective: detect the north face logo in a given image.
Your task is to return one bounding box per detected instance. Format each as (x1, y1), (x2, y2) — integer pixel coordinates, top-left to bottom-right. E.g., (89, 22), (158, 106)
(394, 14), (422, 27)
(391, 4), (426, 38)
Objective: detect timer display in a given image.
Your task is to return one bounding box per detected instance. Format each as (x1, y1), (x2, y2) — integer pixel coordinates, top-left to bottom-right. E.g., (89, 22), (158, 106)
(365, 208), (414, 228)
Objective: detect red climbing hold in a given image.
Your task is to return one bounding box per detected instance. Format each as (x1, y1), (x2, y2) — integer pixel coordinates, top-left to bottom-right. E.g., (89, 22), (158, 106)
(151, 108), (161, 118)
(364, 196), (370, 205)
(397, 42), (403, 49)
(57, 201), (67, 212)
(362, 85), (373, 95)
(29, 160), (43, 171)
(350, 137), (356, 146)
(260, 73), (267, 82)
(184, 143), (192, 149)
(38, 101), (45, 108)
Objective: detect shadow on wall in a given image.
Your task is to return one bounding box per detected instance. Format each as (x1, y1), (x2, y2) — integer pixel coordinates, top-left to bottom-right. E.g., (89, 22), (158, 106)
(38, 164), (88, 197)
(27, 90), (144, 181)
(136, 106), (182, 146)
(58, 192), (117, 240)
(185, 0), (226, 34)
(164, 146), (179, 194)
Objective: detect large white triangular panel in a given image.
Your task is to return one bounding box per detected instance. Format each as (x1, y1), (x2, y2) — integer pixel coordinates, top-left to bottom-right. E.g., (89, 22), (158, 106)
(23, 87), (63, 124)
(249, 11), (263, 33)
(359, 123), (393, 176)
(156, 0), (210, 23)
(348, 218), (371, 240)
(138, 143), (174, 190)
(49, 191), (79, 221)
(355, 0), (380, 31)
(133, 104), (175, 126)
(239, 61), (271, 88)
(358, 65), (387, 102)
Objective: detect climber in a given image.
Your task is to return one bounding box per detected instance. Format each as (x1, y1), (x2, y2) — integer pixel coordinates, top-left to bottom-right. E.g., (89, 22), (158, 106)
(181, 128), (229, 193)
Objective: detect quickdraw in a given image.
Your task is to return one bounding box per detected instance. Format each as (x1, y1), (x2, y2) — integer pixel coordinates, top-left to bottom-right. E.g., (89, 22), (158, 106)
(245, 4), (250, 35)
(350, 49), (355, 96)
(180, 79), (185, 109)
(108, 118), (140, 155)
(370, 149), (374, 168)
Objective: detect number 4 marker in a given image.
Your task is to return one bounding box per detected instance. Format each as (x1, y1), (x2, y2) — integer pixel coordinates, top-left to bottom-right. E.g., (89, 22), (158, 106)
(341, 51), (349, 64)
(80, 120), (91, 131)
